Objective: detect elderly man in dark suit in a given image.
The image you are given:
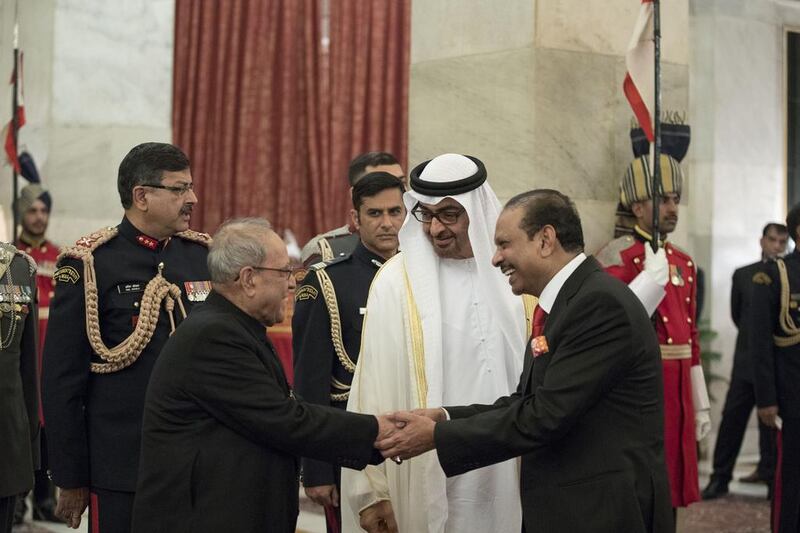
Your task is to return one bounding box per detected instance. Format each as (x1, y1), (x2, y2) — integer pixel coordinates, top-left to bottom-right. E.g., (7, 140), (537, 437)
(377, 189), (673, 533)
(132, 218), (394, 533)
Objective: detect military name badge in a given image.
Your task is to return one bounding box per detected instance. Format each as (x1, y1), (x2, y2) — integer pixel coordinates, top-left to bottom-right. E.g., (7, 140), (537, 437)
(295, 284), (318, 302)
(184, 281), (211, 302)
(670, 264), (685, 287)
(752, 272), (772, 285)
(54, 265), (80, 284)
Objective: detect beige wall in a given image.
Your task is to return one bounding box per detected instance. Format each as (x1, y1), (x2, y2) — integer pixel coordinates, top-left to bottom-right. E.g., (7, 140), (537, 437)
(409, 0), (690, 255)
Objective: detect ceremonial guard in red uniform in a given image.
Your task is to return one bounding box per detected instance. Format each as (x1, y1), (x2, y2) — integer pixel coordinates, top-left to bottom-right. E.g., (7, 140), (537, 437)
(597, 150), (711, 509)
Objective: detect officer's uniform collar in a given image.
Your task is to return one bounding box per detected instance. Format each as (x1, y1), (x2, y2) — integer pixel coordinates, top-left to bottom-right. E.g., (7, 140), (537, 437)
(18, 231), (47, 249)
(633, 225), (667, 247)
(353, 240), (391, 269)
(119, 217), (167, 252)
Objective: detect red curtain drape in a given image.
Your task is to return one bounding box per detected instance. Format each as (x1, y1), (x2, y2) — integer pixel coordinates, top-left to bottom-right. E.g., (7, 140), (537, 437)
(172, 0), (410, 244)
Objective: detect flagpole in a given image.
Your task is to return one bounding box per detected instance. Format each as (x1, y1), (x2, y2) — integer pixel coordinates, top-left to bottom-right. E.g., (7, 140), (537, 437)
(11, 21), (19, 244)
(651, 0), (662, 253)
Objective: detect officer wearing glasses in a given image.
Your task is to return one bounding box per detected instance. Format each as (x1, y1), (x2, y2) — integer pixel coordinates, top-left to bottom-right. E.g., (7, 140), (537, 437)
(41, 143), (212, 533)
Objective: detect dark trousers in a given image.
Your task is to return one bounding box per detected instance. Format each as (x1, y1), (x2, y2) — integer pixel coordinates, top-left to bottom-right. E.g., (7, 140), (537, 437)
(89, 488), (135, 533)
(775, 418), (800, 533)
(0, 496), (16, 533)
(710, 376), (776, 482)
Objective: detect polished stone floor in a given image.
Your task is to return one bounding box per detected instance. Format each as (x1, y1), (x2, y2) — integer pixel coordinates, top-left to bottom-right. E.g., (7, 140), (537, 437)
(13, 459), (770, 533)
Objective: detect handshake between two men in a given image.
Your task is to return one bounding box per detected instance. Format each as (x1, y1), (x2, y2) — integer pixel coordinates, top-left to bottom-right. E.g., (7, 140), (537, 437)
(374, 409), (444, 463)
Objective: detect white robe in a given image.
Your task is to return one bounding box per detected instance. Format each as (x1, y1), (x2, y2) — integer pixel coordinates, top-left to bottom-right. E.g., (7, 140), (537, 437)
(342, 253), (525, 533)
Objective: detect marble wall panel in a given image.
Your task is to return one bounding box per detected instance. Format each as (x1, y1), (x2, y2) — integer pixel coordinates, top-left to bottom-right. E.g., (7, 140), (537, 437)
(411, 0), (534, 64)
(51, 0), (174, 127)
(535, 0), (689, 65)
(44, 124), (172, 246)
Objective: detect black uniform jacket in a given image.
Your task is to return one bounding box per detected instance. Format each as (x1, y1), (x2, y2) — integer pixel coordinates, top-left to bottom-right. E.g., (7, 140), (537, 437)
(435, 257), (674, 533)
(292, 241), (384, 487)
(751, 251), (800, 416)
(0, 247), (39, 497)
(41, 217), (210, 491)
(132, 291), (380, 533)
(730, 261), (763, 382)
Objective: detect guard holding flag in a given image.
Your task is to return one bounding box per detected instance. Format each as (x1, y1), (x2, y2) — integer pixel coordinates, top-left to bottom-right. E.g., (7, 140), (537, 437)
(597, 143), (710, 509)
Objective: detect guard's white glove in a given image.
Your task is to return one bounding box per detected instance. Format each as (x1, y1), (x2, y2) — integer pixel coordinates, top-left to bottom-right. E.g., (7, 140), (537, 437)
(691, 365), (712, 441)
(644, 245), (669, 286)
(628, 245), (668, 316)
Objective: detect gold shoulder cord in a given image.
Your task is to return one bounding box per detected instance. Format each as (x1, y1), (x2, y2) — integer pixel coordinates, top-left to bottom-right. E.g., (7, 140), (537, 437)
(61, 227), (190, 374)
(318, 238), (335, 262)
(315, 268), (357, 401)
(774, 258), (800, 347)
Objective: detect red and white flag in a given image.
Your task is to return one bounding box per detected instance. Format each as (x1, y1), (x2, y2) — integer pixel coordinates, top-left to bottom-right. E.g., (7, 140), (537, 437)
(623, 0), (654, 142)
(4, 23), (26, 173)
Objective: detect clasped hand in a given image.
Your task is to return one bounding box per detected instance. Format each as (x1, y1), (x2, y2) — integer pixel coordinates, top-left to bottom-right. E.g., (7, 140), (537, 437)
(375, 408), (444, 461)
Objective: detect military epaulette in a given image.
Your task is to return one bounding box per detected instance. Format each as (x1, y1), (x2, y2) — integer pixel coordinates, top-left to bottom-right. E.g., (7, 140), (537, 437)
(595, 235), (635, 268)
(0, 242), (36, 278)
(175, 229), (212, 247)
(309, 254), (350, 272)
(752, 271), (772, 285)
(59, 226), (119, 262)
(16, 249), (37, 276)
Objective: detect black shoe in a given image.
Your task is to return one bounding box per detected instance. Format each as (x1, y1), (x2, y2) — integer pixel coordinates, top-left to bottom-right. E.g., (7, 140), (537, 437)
(739, 469), (770, 484)
(701, 478), (729, 500)
(32, 498), (65, 523)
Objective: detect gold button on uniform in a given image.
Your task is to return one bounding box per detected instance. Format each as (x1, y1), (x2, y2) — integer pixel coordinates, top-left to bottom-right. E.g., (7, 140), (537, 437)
(662, 316), (669, 323)
(634, 257), (641, 264)
(134, 302), (140, 308)
(685, 297), (691, 303)
(687, 260), (693, 267)
(668, 249), (673, 255)
(688, 276), (694, 283)
(687, 317), (692, 323)
(667, 338), (673, 344)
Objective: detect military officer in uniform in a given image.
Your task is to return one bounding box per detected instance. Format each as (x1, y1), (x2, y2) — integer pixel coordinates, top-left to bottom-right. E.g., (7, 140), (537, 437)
(752, 205), (800, 532)
(293, 172), (405, 532)
(14, 154), (62, 524)
(0, 243), (39, 533)
(41, 142), (212, 532)
(300, 151), (405, 267)
(702, 223), (788, 500)
(597, 153), (712, 511)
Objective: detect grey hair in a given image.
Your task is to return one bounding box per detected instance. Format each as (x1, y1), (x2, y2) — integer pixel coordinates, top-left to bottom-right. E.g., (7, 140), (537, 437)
(208, 217), (274, 283)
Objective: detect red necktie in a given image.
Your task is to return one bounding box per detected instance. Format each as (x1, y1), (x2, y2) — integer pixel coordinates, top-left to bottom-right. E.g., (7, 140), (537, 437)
(532, 306), (548, 338)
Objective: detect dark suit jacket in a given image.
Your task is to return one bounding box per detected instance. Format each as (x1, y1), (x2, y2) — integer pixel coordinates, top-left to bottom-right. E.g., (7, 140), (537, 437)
(132, 291), (380, 533)
(435, 257), (673, 533)
(730, 261), (761, 383)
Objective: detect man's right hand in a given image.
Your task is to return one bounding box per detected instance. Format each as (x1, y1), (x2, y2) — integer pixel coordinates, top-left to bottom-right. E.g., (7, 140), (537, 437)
(359, 500), (398, 533)
(304, 484), (339, 508)
(758, 405), (780, 428)
(55, 486), (89, 529)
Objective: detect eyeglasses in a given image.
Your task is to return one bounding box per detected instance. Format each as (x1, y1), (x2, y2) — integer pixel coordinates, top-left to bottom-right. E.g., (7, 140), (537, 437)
(410, 204), (466, 226)
(141, 182), (195, 195)
(250, 266), (295, 280)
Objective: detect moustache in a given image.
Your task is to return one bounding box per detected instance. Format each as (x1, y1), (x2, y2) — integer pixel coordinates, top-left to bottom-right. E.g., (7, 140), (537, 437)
(180, 205), (194, 215)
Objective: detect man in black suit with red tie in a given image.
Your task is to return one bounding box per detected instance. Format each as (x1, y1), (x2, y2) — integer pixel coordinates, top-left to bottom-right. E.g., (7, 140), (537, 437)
(377, 189), (673, 533)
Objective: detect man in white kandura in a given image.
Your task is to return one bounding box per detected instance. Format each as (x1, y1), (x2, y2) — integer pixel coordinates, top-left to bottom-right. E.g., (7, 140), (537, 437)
(342, 153), (533, 533)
